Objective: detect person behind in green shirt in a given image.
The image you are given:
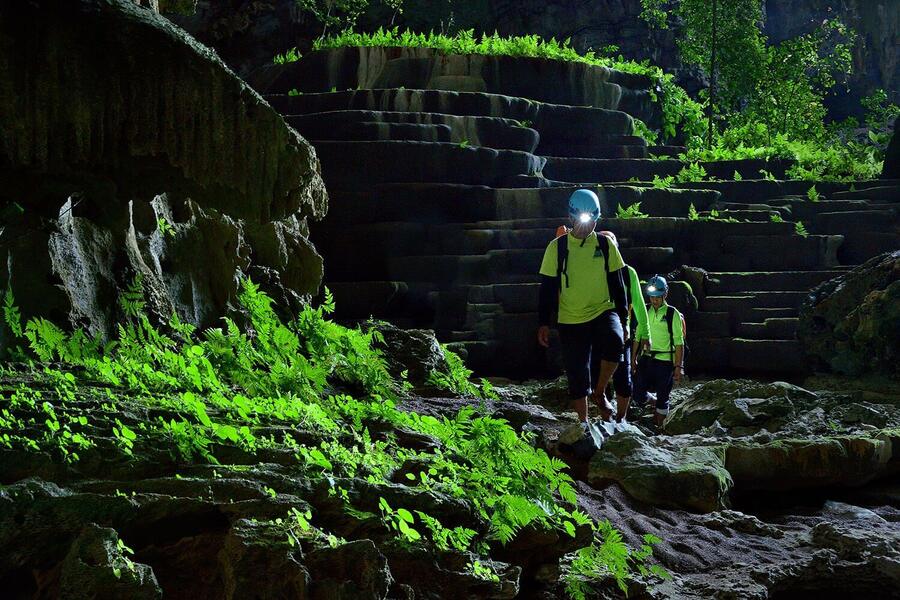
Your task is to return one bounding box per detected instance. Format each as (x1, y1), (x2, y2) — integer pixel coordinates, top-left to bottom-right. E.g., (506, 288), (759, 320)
(536, 189), (629, 422)
(632, 275), (685, 429)
(597, 231), (650, 424)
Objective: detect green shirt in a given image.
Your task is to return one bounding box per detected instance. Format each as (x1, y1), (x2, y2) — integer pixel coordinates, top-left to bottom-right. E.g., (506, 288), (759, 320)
(539, 232), (625, 325)
(637, 302), (684, 363)
(625, 265), (650, 341)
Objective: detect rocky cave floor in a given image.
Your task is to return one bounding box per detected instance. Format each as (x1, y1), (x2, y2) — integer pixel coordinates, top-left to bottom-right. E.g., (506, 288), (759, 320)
(1, 367), (898, 600)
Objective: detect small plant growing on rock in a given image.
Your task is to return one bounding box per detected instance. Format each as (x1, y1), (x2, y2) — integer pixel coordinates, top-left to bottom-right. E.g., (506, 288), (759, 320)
(651, 175), (674, 189)
(379, 497), (422, 543)
(769, 213), (785, 223)
(468, 559), (501, 583)
(633, 118), (658, 145)
(427, 344), (498, 400)
(156, 217), (175, 238)
(272, 47), (301, 64)
(806, 186), (821, 202)
(675, 162), (708, 183)
(795, 221), (810, 237)
(563, 520), (669, 598)
(616, 202), (649, 219)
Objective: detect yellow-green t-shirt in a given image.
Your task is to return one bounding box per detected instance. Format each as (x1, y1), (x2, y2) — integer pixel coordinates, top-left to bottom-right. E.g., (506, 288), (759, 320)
(539, 232), (625, 324)
(638, 302), (685, 363)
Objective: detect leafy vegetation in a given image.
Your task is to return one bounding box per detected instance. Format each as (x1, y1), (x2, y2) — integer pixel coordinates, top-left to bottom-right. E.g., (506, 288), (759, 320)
(426, 343), (498, 400)
(0, 281), (665, 596)
(564, 521), (669, 598)
(638, 4), (893, 180)
(616, 202), (649, 219)
(642, 0), (766, 147)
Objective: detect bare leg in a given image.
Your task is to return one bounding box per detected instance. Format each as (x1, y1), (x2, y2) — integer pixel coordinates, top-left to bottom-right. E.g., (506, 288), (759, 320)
(571, 396), (589, 422)
(615, 395), (630, 422)
(654, 412), (665, 429)
(593, 360), (618, 419)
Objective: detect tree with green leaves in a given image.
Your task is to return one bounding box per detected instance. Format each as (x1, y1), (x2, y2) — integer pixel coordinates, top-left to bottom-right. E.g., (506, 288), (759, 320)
(297, 0), (404, 39)
(740, 20), (856, 143)
(640, 0), (766, 147)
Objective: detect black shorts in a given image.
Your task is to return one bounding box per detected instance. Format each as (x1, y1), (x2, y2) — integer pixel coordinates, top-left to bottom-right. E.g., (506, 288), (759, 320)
(612, 343), (632, 398)
(558, 310), (625, 399)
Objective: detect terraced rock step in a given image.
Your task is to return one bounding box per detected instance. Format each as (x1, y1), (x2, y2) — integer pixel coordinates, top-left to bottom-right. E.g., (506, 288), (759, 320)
(256, 47), (658, 119)
(543, 157), (794, 184)
(736, 318), (799, 340)
(707, 271), (845, 293)
(256, 52), (897, 376)
(319, 219), (802, 261)
(267, 89), (637, 143)
(831, 184), (900, 202)
(286, 110), (539, 152)
(314, 141), (546, 190)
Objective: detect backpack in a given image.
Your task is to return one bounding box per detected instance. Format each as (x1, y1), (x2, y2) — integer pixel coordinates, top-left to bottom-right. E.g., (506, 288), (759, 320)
(556, 232), (610, 287)
(554, 232), (628, 318)
(647, 304), (688, 371)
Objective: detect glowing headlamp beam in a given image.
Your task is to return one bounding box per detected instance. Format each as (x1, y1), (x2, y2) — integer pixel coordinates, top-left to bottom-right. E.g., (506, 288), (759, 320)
(578, 213), (592, 223)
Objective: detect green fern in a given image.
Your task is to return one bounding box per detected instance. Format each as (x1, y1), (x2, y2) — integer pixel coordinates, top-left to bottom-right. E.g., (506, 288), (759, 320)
(616, 202), (649, 219)
(806, 186), (821, 202)
(687, 203), (700, 221)
(3, 289), (22, 338)
(564, 520), (669, 598)
(120, 274), (146, 318)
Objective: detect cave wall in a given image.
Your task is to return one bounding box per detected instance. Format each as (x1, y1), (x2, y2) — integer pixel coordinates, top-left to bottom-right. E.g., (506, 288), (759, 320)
(0, 0), (327, 344)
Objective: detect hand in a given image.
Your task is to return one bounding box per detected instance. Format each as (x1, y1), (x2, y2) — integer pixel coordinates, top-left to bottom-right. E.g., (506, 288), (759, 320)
(537, 326), (551, 348)
(674, 367), (683, 383)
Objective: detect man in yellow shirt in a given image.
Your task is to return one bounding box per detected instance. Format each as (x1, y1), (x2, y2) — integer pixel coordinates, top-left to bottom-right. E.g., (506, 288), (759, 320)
(536, 190), (628, 422)
(633, 275), (685, 428)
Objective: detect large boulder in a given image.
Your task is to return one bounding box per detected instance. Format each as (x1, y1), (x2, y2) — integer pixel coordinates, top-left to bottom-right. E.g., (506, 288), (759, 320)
(665, 379), (818, 435)
(725, 434), (895, 492)
(363, 321), (450, 387)
(798, 251), (900, 377)
(0, 0), (327, 347)
(588, 431), (732, 513)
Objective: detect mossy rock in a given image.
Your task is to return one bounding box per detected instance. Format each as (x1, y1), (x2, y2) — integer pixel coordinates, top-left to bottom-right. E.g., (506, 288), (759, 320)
(665, 379), (817, 435)
(587, 432), (732, 513)
(725, 434), (895, 491)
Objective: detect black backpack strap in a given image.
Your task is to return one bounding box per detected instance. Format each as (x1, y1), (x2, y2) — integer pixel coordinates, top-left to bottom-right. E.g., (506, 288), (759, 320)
(665, 306), (675, 354)
(623, 266), (631, 293)
(596, 235), (609, 272)
(556, 234), (569, 289)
